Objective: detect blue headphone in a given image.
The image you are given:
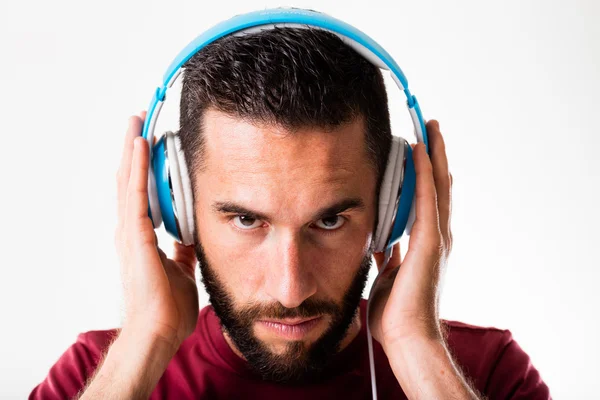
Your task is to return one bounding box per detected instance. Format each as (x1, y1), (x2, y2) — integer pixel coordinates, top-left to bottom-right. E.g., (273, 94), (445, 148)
(142, 7), (430, 253)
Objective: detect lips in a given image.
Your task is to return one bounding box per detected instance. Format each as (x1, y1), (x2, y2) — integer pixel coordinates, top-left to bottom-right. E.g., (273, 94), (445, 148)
(260, 316), (320, 325)
(257, 316), (323, 340)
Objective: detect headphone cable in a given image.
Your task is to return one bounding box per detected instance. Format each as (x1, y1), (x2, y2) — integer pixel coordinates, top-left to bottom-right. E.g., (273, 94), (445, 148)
(366, 245), (394, 400)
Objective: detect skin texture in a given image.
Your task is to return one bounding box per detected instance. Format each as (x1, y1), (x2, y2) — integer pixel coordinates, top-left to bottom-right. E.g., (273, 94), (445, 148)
(192, 109), (377, 359)
(193, 235), (371, 383)
(188, 109), (377, 382)
(78, 110), (480, 399)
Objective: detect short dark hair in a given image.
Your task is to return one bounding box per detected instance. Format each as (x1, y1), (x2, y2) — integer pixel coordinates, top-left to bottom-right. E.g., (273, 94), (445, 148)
(178, 26), (392, 215)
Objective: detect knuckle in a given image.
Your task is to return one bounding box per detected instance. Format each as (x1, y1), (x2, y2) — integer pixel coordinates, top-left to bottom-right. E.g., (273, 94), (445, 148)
(137, 230), (157, 248)
(436, 240), (445, 258)
(430, 231), (444, 258)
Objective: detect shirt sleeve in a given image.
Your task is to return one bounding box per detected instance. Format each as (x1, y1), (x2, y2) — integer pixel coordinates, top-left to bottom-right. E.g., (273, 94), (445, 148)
(29, 331), (116, 400)
(486, 330), (552, 399)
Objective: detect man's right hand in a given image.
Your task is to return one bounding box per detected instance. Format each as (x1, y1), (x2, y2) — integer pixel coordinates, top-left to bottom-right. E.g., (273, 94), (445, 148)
(115, 111), (199, 350)
(77, 113), (200, 400)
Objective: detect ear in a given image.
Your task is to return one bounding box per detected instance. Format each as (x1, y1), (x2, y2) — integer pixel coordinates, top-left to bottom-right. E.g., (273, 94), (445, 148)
(373, 242), (401, 273)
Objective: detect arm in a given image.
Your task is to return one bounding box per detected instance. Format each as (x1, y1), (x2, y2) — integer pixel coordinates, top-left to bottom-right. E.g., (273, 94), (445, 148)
(370, 120), (550, 399)
(384, 336), (482, 400)
(370, 120), (481, 399)
(76, 112), (198, 398)
(30, 112), (199, 399)
(76, 327), (178, 400)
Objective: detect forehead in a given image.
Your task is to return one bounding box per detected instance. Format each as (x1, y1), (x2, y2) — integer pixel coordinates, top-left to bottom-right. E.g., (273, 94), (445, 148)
(200, 108), (372, 177)
(196, 109), (376, 211)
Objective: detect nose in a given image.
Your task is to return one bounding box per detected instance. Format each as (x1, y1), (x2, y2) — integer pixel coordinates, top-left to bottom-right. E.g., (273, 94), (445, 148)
(264, 230), (317, 309)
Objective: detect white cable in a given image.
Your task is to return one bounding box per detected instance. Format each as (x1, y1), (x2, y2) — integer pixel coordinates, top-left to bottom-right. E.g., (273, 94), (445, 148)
(366, 245), (394, 400)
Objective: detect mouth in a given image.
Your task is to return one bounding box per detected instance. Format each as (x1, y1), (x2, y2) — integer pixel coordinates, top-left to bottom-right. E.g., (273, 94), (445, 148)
(256, 316), (323, 340)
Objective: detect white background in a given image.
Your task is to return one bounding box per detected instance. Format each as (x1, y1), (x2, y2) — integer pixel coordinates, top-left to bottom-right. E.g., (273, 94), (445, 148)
(1, 0), (598, 398)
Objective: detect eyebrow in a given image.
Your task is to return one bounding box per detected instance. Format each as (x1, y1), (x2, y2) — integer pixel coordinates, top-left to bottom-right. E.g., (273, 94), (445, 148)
(212, 198), (366, 222)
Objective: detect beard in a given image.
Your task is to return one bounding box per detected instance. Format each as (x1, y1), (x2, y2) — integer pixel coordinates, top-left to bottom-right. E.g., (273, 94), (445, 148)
(194, 238), (372, 384)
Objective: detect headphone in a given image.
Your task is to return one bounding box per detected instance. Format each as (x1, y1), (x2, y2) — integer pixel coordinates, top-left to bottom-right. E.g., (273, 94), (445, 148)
(142, 7), (430, 254)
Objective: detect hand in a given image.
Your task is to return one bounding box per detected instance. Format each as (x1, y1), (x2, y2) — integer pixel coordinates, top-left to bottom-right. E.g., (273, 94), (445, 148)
(368, 119), (453, 349)
(115, 111), (199, 350)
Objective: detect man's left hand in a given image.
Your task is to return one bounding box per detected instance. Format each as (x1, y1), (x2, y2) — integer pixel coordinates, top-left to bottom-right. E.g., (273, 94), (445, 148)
(368, 119), (453, 349)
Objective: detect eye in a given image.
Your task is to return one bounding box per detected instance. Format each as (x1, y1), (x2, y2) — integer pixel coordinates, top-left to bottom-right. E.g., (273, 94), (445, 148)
(313, 215), (346, 231)
(232, 215), (263, 230)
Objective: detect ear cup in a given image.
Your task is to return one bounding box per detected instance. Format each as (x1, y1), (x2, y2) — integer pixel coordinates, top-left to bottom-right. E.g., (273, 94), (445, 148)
(171, 132), (195, 245)
(374, 137), (399, 250)
(374, 136), (407, 252)
(151, 134), (179, 240)
(161, 131), (193, 246)
(147, 160), (163, 229)
(404, 193), (417, 236)
(403, 126), (423, 237)
(387, 142), (416, 245)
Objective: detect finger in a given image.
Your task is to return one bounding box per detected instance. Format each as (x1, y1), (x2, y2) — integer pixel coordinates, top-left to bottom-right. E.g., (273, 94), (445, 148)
(125, 137), (155, 246)
(426, 120), (452, 242)
(173, 241), (197, 276)
(117, 115), (144, 223)
(138, 111), (157, 146)
(413, 142), (441, 243)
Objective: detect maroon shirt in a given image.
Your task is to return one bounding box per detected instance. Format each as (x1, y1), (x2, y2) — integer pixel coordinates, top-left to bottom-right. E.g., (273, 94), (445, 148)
(30, 300), (550, 399)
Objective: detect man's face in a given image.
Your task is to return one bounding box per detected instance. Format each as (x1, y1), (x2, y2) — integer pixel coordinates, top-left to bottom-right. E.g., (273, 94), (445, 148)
(192, 108), (377, 383)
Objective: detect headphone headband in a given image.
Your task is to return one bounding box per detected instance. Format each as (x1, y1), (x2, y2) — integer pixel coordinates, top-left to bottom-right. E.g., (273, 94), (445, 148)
(142, 7), (429, 156)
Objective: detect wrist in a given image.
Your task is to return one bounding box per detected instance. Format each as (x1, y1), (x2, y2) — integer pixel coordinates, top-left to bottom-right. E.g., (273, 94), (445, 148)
(382, 321), (443, 354)
(383, 333), (479, 400)
(80, 328), (179, 399)
(122, 319), (183, 352)
(118, 325), (181, 360)
(383, 332), (445, 362)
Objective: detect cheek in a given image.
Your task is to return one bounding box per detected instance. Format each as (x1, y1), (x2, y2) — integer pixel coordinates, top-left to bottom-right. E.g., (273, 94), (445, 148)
(197, 217), (266, 304)
(314, 234), (371, 299)
(195, 200), (373, 305)
(206, 246), (266, 306)
(314, 213), (374, 293)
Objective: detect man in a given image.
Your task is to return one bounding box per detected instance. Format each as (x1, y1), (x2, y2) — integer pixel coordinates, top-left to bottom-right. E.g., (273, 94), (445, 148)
(30, 27), (550, 399)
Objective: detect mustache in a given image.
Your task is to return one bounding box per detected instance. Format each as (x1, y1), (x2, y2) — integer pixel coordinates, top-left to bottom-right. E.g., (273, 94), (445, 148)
(237, 298), (341, 322)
